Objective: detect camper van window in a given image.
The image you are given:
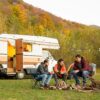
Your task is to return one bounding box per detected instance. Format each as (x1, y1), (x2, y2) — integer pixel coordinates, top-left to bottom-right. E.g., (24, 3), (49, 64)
(23, 43), (32, 52)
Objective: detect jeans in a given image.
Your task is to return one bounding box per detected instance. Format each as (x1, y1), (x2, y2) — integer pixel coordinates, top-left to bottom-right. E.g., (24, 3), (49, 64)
(53, 73), (67, 85)
(71, 70), (90, 85)
(37, 74), (52, 86)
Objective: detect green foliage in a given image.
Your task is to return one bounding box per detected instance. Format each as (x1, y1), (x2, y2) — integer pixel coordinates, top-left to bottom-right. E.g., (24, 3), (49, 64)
(0, 0), (100, 67)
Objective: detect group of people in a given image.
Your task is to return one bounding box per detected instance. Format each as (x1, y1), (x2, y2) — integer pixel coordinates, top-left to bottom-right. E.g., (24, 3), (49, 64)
(36, 54), (93, 89)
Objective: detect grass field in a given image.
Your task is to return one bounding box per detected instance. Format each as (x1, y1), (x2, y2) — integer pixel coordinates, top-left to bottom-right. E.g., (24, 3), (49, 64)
(0, 71), (100, 100)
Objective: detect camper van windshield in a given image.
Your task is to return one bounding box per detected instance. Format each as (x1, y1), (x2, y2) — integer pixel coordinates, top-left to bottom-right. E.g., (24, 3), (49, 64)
(42, 50), (54, 60)
(23, 43), (32, 52)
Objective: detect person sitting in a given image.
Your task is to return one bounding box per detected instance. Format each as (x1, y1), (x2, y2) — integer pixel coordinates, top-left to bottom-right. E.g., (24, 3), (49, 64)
(36, 59), (52, 88)
(70, 54), (92, 89)
(53, 59), (67, 86)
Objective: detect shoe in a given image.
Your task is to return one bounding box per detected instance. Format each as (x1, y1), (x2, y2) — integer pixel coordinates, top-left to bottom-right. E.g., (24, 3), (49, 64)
(76, 84), (81, 89)
(44, 84), (50, 89)
(40, 84), (44, 89)
(82, 83), (86, 89)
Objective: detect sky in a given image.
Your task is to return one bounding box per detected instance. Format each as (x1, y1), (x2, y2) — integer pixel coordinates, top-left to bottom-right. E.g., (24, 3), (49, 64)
(23, 0), (100, 26)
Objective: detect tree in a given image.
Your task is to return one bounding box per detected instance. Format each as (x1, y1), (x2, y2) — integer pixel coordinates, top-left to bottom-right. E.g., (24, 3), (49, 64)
(0, 13), (7, 33)
(12, 4), (28, 24)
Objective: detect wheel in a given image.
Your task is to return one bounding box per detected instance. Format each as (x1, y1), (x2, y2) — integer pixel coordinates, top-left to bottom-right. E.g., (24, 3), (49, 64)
(16, 72), (25, 79)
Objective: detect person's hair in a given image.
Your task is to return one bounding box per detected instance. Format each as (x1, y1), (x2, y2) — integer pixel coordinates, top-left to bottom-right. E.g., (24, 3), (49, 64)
(43, 59), (49, 64)
(74, 54), (86, 67)
(75, 54), (82, 58)
(75, 54), (85, 61)
(58, 58), (64, 63)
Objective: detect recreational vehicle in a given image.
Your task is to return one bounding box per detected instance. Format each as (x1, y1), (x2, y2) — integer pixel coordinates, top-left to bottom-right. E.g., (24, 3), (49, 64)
(0, 34), (60, 79)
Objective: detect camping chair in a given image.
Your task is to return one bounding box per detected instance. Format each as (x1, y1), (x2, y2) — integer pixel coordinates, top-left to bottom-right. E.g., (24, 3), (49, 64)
(31, 74), (42, 88)
(89, 63), (96, 75)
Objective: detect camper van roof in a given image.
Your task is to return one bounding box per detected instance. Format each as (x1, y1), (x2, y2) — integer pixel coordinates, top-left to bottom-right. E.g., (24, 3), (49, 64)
(0, 34), (60, 49)
(0, 33), (58, 43)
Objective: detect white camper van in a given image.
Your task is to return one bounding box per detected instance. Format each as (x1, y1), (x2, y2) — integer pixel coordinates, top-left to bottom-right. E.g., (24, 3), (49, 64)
(0, 34), (60, 79)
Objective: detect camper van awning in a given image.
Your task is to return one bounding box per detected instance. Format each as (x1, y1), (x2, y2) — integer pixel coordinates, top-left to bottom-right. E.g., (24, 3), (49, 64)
(0, 34), (60, 50)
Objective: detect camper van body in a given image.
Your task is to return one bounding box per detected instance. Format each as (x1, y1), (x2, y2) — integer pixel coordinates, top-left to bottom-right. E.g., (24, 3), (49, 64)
(0, 34), (60, 78)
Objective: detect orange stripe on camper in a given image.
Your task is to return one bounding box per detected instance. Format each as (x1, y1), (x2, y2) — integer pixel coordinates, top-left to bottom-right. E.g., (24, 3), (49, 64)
(0, 55), (7, 64)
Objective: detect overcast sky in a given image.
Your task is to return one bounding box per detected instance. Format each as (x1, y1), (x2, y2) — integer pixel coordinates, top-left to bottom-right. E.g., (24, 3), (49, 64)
(24, 0), (100, 26)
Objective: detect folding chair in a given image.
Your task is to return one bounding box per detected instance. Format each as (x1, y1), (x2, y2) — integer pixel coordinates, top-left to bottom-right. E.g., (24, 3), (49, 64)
(32, 74), (42, 88)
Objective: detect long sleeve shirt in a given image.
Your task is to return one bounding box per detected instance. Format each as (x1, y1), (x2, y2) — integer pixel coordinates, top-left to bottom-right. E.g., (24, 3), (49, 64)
(37, 64), (49, 75)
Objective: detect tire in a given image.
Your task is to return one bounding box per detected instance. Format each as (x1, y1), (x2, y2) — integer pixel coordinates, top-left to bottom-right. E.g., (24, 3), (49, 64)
(16, 72), (25, 79)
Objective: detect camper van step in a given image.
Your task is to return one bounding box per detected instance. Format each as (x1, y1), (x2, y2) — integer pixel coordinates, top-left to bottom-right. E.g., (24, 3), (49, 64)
(7, 73), (16, 76)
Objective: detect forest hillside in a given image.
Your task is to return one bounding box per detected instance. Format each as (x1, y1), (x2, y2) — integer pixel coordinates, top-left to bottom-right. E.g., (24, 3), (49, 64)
(0, 0), (100, 67)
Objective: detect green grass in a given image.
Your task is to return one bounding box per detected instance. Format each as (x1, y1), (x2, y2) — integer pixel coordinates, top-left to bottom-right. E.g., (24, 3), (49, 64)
(0, 72), (100, 100)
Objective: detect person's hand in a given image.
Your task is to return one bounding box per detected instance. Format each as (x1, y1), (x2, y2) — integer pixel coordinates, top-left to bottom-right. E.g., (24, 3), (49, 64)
(60, 72), (65, 74)
(56, 70), (59, 73)
(56, 72), (60, 76)
(49, 72), (54, 75)
(74, 70), (79, 73)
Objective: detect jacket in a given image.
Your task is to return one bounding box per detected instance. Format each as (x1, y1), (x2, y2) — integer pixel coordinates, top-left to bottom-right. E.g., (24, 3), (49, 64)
(54, 64), (66, 73)
(37, 63), (49, 75)
(73, 60), (91, 71)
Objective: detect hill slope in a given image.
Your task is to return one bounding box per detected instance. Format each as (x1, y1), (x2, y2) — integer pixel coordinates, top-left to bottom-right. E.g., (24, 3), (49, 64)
(0, 0), (86, 35)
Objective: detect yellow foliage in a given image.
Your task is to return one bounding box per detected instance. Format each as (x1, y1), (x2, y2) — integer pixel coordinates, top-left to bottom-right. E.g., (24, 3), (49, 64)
(39, 13), (55, 30)
(0, 13), (6, 33)
(12, 4), (27, 23)
(63, 29), (71, 36)
(34, 24), (45, 35)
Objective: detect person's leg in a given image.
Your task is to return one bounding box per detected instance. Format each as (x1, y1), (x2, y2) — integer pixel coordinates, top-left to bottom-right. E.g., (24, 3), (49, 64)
(71, 71), (80, 85)
(62, 73), (67, 82)
(38, 74), (48, 86)
(82, 71), (89, 86)
(45, 74), (52, 85)
(53, 73), (59, 85)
